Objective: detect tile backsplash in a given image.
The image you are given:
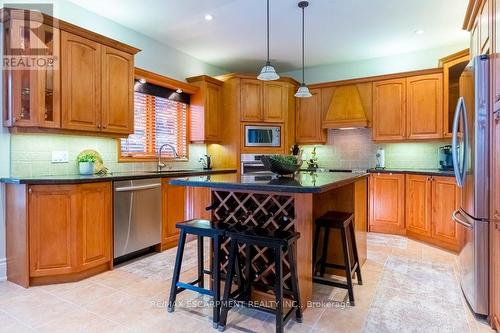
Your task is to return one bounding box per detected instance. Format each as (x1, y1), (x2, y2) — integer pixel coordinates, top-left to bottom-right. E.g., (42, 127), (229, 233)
(10, 133), (207, 177)
(300, 128), (448, 170)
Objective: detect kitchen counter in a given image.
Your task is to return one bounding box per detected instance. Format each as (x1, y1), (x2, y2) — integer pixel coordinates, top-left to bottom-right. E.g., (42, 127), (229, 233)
(0, 168), (236, 185)
(367, 168), (455, 177)
(169, 171), (368, 193)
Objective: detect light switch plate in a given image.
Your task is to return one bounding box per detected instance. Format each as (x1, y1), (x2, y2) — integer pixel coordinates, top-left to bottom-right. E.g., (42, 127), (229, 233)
(51, 151), (69, 163)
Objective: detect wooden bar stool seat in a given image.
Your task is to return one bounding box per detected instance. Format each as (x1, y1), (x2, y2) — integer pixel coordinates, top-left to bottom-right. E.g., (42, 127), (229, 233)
(313, 211), (362, 306)
(168, 219), (230, 328)
(218, 225), (302, 333)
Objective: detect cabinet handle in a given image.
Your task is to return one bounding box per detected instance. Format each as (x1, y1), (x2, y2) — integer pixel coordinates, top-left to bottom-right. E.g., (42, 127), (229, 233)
(496, 94), (500, 102)
(28, 187), (32, 194)
(494, 110), (500, 121)
(97, 124), (101, 129)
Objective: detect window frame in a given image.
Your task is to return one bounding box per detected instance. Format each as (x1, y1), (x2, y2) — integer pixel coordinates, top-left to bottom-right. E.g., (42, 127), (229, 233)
(117, 67), (198, 163)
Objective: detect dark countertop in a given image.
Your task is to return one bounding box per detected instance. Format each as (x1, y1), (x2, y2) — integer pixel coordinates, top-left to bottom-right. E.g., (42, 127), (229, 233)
(0, 168), (236, 185)
(367, 168), (455, 177)
(169, 172), (369, 193)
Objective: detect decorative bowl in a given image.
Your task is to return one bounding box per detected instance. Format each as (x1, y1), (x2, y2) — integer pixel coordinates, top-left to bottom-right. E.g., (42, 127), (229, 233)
(260, 155), (302, 176)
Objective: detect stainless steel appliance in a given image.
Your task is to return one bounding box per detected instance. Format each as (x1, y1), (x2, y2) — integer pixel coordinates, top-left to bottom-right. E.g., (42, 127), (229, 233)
(114, 178), (162, 259)
(244, 125), (281, 147)
(452, 55), (490, 315)
(438, 145), (454, 171)
(241, 154), (273, 175)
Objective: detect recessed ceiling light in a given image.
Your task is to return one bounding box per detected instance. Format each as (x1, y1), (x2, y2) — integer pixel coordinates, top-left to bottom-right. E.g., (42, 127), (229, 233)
(414, 29), (424, 35)
(176, 88), (183, 94)
(204, 14), (214, 21)
(139, 78), (146, 84)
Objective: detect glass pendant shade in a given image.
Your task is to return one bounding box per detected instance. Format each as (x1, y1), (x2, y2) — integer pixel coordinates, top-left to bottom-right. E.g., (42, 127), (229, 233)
(257, 61), (280, 80)
(295, 83), (312, 98)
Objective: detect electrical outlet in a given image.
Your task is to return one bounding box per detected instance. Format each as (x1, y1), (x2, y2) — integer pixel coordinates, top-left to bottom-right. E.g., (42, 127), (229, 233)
(51, 151), (69, 163)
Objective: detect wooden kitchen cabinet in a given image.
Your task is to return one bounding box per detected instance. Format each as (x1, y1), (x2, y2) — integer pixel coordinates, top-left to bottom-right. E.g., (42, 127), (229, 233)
(406, 174), (432, 238)
(296, 88), (327, 143)
(406, 73), (444, 140)
(479, 0), (491, 54)
(492, 221), (500, 330)
(240, 79), (288, 123)
(61, 31), (102, 132)
(7, 182), (113, 285)
(187, 75), (223, 143)
(372, 78), (406, 141)
(240, 79), (263, 121)
(161, 181), (187, 250)
(263, 81), (286, 122)
(369, 173), (406, 235)
(186, 186), (212, 220)
(101, 46), (134, 134)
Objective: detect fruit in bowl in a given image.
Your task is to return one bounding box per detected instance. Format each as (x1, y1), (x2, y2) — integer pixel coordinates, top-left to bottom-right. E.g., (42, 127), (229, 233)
(260, 155), (302, 176)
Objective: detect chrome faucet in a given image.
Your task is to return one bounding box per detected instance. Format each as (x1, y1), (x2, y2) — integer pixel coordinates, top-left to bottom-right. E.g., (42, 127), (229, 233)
(157, 143), (179, 172)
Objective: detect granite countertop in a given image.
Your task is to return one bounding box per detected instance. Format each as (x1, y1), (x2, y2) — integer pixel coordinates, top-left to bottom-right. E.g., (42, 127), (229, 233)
(0, 168), (236, 185)
(169, 171), (369, 193)
(366, 168), (455, 177)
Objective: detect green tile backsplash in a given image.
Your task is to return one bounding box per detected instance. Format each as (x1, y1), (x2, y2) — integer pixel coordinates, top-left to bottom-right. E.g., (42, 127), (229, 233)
(10, 133), (207, 177)
(300, 128), (448, 170)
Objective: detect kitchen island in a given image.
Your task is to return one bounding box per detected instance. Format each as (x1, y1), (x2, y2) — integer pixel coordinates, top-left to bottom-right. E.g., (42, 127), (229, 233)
(170, 171), (369, 307)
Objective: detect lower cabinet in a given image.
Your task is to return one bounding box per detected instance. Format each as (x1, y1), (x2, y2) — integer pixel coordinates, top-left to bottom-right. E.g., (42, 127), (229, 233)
(26, 182), (112, 282)
(368, 173), (406, 235)
(492, 221), (500, 329)
(406, 174), (432, 237)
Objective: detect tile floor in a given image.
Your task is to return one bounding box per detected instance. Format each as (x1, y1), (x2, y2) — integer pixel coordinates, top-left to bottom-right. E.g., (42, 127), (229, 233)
(0, 233), (495, 333)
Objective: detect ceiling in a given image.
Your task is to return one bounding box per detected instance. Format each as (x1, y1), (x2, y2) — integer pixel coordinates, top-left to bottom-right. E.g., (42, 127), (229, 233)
(68, 0), (470, 73)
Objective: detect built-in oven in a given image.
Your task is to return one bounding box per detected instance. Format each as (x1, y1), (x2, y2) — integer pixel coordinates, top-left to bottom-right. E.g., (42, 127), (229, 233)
(244, 125), (281, 147)
(241, 154), (273, 175)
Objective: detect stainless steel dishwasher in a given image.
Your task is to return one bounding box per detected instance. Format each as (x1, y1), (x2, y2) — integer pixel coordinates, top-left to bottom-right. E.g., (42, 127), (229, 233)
(113, 178), (162, 259)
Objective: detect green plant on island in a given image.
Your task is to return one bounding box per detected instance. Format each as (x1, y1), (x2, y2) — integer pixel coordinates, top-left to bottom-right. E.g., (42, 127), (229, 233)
(269, 155), (298, 167)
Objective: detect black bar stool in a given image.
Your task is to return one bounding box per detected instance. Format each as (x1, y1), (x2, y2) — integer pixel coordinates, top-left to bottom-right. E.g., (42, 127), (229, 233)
(168, 219), (228, 328)
(218, 225), (302, 333)
(313, 211), (362, 305)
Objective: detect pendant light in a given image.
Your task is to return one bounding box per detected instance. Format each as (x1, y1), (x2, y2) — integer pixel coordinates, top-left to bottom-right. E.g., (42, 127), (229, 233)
(295, 0), (312, 98)
(257, 0), (280, 80)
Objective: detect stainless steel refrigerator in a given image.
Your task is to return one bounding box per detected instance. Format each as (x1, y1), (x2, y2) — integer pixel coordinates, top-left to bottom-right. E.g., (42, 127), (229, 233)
(452, 55), (490, 316)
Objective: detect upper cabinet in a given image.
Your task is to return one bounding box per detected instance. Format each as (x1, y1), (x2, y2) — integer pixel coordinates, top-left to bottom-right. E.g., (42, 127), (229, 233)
(187, 75), (224, 143)
(479, 0), (491, 54)
(239, 79), (290, 123)
(372, 78), (406, 141)
(406, 73), (443, 140)
(372, 71), (444, 141)
(2, 8), (139, 136)
(296, 88), (327, 144)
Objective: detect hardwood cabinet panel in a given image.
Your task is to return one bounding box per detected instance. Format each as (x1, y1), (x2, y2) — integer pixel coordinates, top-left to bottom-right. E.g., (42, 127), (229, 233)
(78, 183), (112, 270)
(372, 79), (406, 141)
(406, 175), (432, 237)
(431, 176), (462, 251)
(263, 82), (285, 122)
(296, 88), (326, 143)
(186, 186), (211, 220)
(471, 21), (480, 59)
(369, 173), (406, 235)
(406, 73), (444, 139)
(162, 181), (186, 249)
(479, 0), (491, 54)
(492, 221), (500, 330)
(101, 46), (134, 134)
(61, 31), (101, 131)
(205, 82), (222, 140)
(29, 185), (77, 277)
(240, 79), (263, 121)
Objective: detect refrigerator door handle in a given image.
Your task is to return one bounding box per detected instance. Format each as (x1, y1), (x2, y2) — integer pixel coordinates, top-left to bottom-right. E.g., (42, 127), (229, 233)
(452, 97), (468, 187)
(452, 209), (473, 229)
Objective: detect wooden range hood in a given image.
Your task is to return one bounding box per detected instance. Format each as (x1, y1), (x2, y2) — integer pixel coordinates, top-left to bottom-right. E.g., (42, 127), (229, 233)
(321, 83), (371, 129)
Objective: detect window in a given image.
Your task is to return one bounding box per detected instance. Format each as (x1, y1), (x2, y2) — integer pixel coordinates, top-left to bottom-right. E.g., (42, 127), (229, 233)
(120, 81), (189, 160)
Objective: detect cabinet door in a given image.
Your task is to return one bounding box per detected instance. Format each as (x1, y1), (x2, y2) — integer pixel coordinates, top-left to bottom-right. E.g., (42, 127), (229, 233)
(77, 183), (112, 270)
(185, 186), (211, 220)
(263, 82), (285, 122)
(101, 46), (134, 134)
(406, 175), (432, 237)
(205, 82), (222, 140)
(479, 0), (490, 54)
(471, 21), (480, 59)
(492, 221), (500, 330)
(372, 79), (406, 141)
(296, 88), (326, 143)
(369, 173), (406, 235)
(61, 31), (101, 131)
(162, 182), (186, 249)
(406, 73), (443, 140)
(29, 185), (78, 277)
(431, 176), (462, 251)
(240, 79), (263, 121)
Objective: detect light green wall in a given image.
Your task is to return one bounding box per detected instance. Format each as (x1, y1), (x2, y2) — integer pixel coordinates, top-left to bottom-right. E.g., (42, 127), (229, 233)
(283, 43), (468, 84)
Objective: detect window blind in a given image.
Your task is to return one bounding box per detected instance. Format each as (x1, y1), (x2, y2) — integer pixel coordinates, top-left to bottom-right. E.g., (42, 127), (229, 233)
(120, 91), (188, 159)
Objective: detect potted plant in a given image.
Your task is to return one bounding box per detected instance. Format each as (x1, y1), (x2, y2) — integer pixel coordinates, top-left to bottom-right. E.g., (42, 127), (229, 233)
(77, 151), (98, 175)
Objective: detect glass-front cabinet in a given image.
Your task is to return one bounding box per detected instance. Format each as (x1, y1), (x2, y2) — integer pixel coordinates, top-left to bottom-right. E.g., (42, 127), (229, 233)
(3, 18), (60, 128)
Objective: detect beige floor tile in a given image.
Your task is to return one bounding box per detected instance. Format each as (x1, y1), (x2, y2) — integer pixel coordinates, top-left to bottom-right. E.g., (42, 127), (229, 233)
(54, 281), (118, 306)
(0, 310), (35, 333)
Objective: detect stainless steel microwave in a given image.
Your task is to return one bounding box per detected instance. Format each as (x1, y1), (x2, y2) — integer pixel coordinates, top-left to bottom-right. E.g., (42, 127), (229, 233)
(244, 125), (281, 147)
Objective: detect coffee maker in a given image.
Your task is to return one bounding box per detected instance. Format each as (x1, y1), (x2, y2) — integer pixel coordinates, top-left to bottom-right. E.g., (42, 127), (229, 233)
(438, 145), (454, 171)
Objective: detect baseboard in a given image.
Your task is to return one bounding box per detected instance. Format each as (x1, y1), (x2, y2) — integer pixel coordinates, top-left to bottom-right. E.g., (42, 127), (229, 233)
(0, 258), (6, 282)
